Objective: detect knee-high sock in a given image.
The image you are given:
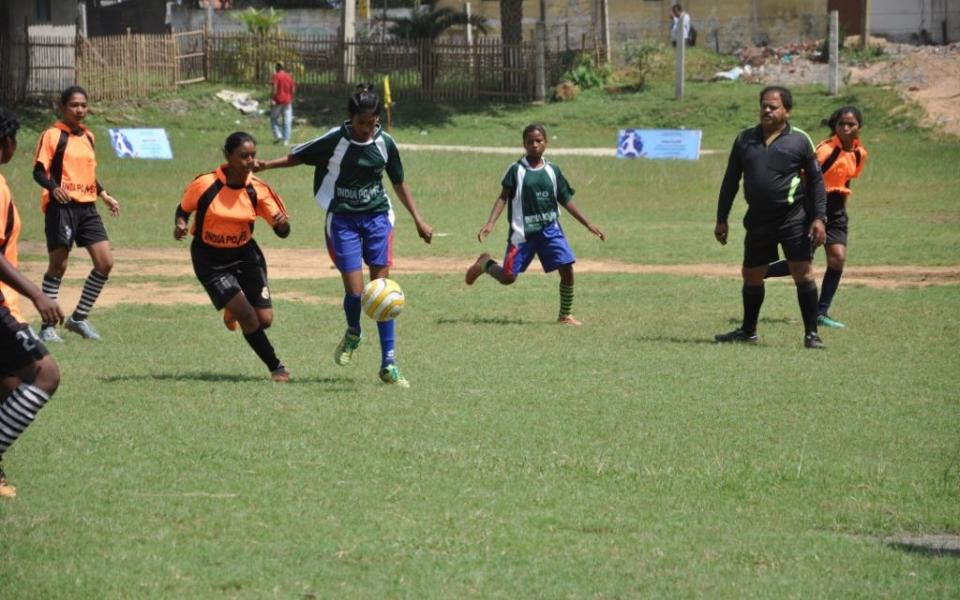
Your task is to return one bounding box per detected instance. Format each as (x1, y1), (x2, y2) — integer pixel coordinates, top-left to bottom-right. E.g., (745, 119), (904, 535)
(344, 293), (362, 334)
(243, 327), (281, 371)
(796, 280), (819, 334)
(765, 259), (790, 278)
(559, 283), (574, 318)
(0, 384), (52, 457)
(73, 269), (108, 321)
(818, 268), (843, 316)
(742, 284), (765, 333)
(377, 320), (395, 368)
(41, 275), (61, 327)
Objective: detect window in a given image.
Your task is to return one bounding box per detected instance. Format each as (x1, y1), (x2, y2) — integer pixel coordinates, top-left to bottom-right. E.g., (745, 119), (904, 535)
(36, 0), (52, 21)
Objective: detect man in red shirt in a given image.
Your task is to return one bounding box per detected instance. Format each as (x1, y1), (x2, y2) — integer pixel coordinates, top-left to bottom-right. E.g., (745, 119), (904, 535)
(270, 63), (296, 146)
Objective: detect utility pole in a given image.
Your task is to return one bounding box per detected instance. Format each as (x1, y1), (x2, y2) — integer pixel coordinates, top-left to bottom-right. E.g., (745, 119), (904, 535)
(828, 10), (839, 95)
(340, 0), (356, 85)
(860, 0), (871, 49)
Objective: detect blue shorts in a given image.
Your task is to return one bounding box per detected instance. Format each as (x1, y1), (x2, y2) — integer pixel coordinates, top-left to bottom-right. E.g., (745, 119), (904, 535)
(502, 221), (576, 277)
(325, 211), (394, 273)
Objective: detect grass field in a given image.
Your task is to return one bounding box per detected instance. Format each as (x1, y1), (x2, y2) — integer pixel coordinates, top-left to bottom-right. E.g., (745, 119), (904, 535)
(1, 80), (959, 598)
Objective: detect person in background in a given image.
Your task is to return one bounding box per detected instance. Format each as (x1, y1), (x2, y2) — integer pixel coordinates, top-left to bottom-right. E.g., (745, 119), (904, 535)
(671, 4), (690, 46)
(270, 63), (296, 146)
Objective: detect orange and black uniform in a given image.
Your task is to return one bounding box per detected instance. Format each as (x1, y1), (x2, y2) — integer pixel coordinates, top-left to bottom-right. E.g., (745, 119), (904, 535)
(0, 173), (49, 373)
(815, 134), (867, 246)
(178, 165), (288, 310)
(33, 121), (108, 251)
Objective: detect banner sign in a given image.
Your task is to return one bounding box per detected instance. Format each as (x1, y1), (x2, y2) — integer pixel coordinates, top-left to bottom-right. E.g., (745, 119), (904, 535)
(617, 129), (702, 160)
(108, 128), (173, 159)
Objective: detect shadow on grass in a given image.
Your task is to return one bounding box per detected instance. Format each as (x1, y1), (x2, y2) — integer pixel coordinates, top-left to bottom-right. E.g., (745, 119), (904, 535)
(436, 316), (531, 326)
(99, 372), (350, 385)
(636, 335), (719, 346)
(884, 535), (960, 558)
(725, 316), (795, 325)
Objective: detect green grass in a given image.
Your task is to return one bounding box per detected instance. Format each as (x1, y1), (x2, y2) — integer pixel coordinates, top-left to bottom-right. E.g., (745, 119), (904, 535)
(1, 80), (959, 597)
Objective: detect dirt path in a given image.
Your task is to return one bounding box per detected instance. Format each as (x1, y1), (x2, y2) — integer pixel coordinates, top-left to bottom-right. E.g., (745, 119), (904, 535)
(12, 244), (958, 320)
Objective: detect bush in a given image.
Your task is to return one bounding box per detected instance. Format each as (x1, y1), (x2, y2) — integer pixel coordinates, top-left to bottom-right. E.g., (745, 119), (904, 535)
(560, 53), (612, 90)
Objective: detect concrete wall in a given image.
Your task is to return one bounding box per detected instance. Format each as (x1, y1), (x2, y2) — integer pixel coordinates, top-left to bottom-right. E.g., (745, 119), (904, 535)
(3, 0), (78, 33)
(870, 0), (960, 43)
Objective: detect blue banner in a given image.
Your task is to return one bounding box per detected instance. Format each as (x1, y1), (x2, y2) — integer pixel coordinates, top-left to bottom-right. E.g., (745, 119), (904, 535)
(617, 129), (702, 160)
(108, 128), (173, 159)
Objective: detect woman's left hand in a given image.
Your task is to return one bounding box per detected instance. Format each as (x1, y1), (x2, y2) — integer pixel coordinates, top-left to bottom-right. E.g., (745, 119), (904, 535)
(102, 193), (120, 216)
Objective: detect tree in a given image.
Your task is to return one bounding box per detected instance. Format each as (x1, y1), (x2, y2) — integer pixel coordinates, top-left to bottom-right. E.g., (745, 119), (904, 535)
(387, 0), (487, 93)
(499, 0), (523, 91)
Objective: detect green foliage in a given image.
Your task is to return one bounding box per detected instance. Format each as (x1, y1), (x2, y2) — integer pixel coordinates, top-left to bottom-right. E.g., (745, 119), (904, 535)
(560, 52), (612, 90)
(232, 7), (285, 35)
(624, 42), (669, 88)
(387, 0), (488, 41)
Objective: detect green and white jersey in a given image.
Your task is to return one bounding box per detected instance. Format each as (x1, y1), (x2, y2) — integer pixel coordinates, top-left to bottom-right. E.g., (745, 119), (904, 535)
(292, 122), (404, 214)
(501, 157), (575, 243)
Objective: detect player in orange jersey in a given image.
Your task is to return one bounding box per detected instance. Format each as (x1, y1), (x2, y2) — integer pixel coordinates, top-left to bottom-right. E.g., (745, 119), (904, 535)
(175, 132), (292, 382)
(33, 86), (120, 342)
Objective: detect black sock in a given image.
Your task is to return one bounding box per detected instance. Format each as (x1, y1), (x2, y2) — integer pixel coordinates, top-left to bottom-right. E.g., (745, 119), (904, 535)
(742, 284), (764, 333)
(243, 327), (281, 371)
(818, 268), (843, 316)
(796, 281), (819, 333)
(765, 260), (790, 278)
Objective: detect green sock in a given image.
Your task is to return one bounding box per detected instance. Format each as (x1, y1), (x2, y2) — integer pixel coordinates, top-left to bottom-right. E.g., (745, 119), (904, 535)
(483, 259), (496, 273)
(559, 283), (574, 317)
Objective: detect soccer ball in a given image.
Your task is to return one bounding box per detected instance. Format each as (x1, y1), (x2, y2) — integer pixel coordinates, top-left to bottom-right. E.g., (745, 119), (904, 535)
(362, 278), (405, 321)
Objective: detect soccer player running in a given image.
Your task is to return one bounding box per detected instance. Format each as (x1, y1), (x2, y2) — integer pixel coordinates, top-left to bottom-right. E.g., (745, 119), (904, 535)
(465, 123), (606, 325)
(254, 85), (433, 388)
(175, 132), (292, 382)
(33, 86), (120, 342)
(714, 86), (828, 349)
(0, 106), (64, 499)
(764, 106), (867, 329)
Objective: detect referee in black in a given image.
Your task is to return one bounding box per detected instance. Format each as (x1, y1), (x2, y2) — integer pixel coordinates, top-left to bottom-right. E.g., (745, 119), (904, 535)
(714, 85), (828, 349)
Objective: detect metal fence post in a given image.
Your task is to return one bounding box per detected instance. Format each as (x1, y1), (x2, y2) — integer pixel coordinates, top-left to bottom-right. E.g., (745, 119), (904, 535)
(535, 21), (546, 102)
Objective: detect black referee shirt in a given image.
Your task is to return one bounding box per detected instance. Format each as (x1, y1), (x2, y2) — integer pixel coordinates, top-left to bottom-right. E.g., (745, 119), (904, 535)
(716, 123), (827, 226)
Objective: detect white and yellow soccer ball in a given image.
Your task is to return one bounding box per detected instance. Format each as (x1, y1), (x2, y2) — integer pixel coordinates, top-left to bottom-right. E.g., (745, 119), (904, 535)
(361, 278), (405, 321)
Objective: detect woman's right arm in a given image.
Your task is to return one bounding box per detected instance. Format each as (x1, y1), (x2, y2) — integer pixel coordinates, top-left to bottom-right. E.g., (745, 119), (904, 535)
(253, 154), (303, 172)
(477, 189), (509, 242)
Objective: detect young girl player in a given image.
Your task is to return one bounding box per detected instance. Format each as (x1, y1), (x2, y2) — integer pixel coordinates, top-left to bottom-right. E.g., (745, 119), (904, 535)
(254, 85), (433, 388)
(466, 123), (605, 325)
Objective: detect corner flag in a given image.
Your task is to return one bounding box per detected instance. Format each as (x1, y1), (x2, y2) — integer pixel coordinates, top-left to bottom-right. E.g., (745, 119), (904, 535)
(383, 76), (393, 108)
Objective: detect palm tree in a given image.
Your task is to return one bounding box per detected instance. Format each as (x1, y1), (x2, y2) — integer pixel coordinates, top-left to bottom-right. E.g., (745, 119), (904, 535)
(388, 0), (488, 93)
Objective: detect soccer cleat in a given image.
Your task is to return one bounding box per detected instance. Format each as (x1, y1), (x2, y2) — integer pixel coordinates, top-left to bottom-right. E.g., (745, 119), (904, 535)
(804, 331), (826, 349)
(817, 314), (846, 329)
(65, 316), (101, 341)
(714, 328), (759, 344)
(0, 464), (15, 499)
(557, 314), (583, 325)
(465, 252), (492, 285)
(379, 364), (410, 388)
(223, 307), (239, 331)
(270, 364), (291, 382)
(39, 326), (64, 343)
(334, 330), (362, 366)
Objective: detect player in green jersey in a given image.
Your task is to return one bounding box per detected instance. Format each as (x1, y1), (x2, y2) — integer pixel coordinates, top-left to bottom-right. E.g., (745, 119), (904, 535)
(466, 124), (605, 325)
(254, 85), (432, 387)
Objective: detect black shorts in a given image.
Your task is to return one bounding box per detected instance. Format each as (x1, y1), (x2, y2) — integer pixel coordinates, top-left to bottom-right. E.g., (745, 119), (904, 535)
(742, 204), (813, 268)
(191, 239), (272, 311)
(0, 304), (49, 375)
(45, 201), (109, 251)
(825, 193), (848, 247)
